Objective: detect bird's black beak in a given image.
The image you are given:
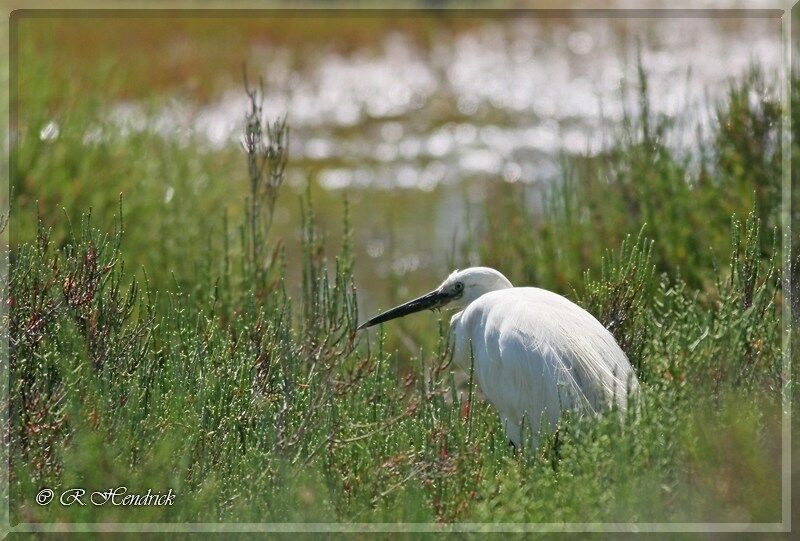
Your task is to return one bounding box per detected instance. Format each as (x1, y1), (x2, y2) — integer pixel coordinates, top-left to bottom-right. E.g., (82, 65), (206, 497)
(357, 289), (452, 330)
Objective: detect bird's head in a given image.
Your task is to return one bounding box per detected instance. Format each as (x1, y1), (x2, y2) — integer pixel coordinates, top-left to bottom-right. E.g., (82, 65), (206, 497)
(357, 266), (513, 330)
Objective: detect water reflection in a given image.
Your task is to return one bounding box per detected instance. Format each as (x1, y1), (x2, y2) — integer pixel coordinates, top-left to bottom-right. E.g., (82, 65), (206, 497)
(91, 14), (782, 313)
(106, 16), (780, 193)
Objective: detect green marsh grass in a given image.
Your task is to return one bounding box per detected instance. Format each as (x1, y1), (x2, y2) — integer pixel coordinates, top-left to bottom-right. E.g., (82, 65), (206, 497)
(8, 51), (786, 524)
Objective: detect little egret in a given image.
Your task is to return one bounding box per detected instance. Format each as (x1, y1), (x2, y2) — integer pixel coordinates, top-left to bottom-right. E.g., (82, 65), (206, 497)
(358, 267), (639, 447)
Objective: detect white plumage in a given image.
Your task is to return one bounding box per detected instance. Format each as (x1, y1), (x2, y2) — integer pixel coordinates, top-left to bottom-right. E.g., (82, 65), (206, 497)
(358, 266), (639, 447)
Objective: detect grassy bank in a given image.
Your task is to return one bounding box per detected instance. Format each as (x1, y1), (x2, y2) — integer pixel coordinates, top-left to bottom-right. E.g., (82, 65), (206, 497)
(8, 49), (787, 524)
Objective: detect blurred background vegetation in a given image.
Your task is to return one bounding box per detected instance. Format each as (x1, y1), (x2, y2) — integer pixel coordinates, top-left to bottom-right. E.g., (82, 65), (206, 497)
(7, 10), (790, 526)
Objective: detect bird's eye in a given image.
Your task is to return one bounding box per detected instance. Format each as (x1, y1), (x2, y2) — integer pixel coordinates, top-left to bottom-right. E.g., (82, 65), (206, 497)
(454, 282), (464, 292)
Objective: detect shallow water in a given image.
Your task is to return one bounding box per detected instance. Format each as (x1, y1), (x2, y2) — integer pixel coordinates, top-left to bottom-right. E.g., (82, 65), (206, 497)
(112, 16), (781, 190)
(40, 14), (785, 316)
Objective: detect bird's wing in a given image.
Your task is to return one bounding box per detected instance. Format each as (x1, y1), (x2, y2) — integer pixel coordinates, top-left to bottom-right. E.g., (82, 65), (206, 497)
(455, 288), (635, 433)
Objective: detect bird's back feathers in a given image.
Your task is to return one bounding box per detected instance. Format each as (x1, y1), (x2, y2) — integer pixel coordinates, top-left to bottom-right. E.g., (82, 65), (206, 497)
(450, 287), (638, 445)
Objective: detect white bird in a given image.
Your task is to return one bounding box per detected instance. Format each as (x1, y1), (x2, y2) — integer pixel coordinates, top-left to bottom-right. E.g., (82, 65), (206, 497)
(358, 267), (639, 447)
